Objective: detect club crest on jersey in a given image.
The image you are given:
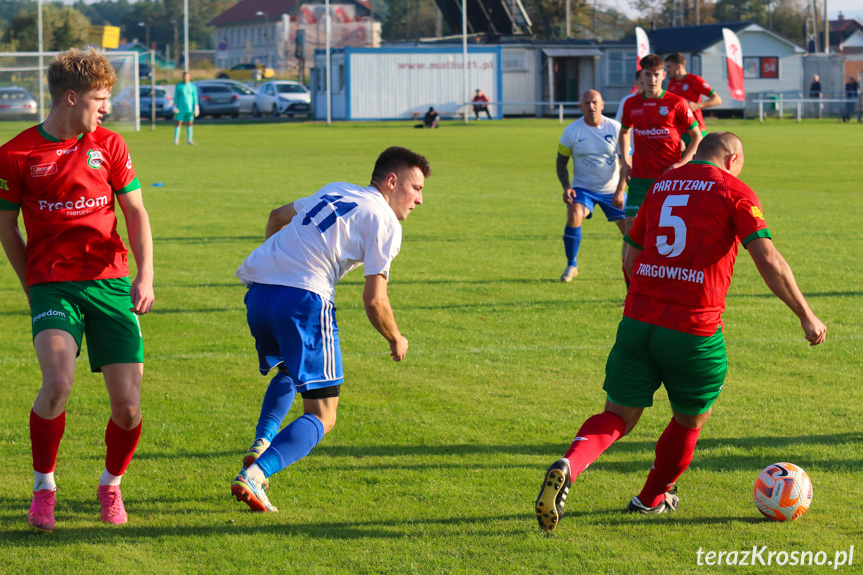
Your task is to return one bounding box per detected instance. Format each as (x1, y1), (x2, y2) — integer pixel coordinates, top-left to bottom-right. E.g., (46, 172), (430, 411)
(0, 178), (7, 190)
(87, 149), (104, 169)
(683, 84), (689, 91)
(31, 163), (58, 177)
(659, 106), (669, 116)
(605, 134), (615, 144)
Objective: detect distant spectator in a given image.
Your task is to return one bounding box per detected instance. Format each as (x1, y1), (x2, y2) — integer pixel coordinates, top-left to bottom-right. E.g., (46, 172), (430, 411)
(809, 75), (822, 99)
(416, 107), (439, 129)
(843, 76), (859, 123)
(472, 89), (492, 120)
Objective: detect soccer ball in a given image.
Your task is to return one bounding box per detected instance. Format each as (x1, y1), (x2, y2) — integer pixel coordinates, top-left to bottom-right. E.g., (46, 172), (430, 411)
(753, 462), (813, 521)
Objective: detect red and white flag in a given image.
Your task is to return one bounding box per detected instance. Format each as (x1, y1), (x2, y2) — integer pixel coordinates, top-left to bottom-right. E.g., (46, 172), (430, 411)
(635, 26), (650, 69)
(723, 28), (746, 101)
(632, 26), (650, 93)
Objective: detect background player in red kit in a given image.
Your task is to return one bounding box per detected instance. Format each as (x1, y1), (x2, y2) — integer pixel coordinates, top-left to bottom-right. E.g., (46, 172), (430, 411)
(535, 132), (826, 534)
(617, 54), (702, 286)
(665, 52), (722, 147)
(0, 48), (154, 531)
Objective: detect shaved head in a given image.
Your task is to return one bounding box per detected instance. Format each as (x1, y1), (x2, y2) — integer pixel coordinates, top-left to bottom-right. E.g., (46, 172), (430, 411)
(694, 132), (745, 176)
(580, 89), (602, 104)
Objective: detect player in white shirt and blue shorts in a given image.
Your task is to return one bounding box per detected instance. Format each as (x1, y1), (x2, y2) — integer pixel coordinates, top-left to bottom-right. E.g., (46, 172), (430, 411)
(230, 147), (430, 512)
(556, 90), (626, 283)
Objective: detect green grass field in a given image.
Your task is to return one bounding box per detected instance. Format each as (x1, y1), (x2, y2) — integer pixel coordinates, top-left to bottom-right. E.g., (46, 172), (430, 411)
(0, 117), (861, 574)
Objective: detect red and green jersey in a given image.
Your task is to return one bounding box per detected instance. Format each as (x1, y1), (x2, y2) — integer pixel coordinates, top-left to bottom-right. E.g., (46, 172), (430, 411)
(667, 73), (715, 131)
(621, 91), (698, 179)
(0, 125), (140, 286)
(623, 161), (771, 337)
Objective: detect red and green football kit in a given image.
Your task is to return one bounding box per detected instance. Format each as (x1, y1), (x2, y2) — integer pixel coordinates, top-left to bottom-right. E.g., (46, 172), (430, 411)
(621, 91), (698, 180)
(623, 161), (771, 337)
(0, 124), (140, 286)
(667, 74), (715, 131)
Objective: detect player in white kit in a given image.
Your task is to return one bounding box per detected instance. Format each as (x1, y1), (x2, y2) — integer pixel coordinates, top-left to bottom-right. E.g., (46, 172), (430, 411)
(557, 90), (626, 282)
(230, 147), (430, 512)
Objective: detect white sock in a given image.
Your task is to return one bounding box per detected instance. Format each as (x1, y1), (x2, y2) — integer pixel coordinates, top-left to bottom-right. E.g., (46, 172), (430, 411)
(99, 468), (123, 486)
(246, 464), (266, 484)
(34, 471), (56, 492)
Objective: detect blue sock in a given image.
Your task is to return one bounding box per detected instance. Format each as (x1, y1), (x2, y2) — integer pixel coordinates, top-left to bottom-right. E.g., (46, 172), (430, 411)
(187, 125), (194, 141)
(254, 371), (296, 442)
(255, 414), (325, 478)
(563, 226), (582, 267)
(173, 125), (180, 141)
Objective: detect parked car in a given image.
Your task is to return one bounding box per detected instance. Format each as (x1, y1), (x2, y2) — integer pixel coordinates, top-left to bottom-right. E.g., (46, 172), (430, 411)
(0, 86), (38, 120)
(253, 81), (311, 117)
(139, 62), (153, 80)
(196, 80), (257, 115)
(217, 63), (274, 81)
(197, 84), (240, 118)
(112, 86), (175, 119)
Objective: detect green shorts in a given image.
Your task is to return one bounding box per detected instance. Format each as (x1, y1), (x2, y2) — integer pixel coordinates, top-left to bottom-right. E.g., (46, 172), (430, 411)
(603, 317), (727, 415)
(175, 111), (194, 122)
(682, 129), (707, 149)
(625, 178), (654, 217)
(29, 278), (144, 372)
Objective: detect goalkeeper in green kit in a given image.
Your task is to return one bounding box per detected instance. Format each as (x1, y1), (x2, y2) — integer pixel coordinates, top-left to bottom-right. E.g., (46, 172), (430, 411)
(173, 71), (198, 145)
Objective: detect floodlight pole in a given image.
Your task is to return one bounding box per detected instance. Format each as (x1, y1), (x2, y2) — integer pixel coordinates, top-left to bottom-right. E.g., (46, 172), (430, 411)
(326, 0), (331, 126)
(462, 0), (468, 124)
(38, 0), (44, 121)
(184, 0), (190, 73)
(823, 0), (829, 54)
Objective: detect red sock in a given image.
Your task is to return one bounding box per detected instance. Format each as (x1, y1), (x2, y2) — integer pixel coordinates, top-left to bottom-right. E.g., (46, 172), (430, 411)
(105, 418), (142, 476)
(637, 418), (701, 507)
(564, 411), (626, 477)
(30, 410), (65, 474)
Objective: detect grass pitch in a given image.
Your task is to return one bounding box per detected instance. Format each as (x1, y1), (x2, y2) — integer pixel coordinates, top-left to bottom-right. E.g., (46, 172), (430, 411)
(0, 117), (861, 574)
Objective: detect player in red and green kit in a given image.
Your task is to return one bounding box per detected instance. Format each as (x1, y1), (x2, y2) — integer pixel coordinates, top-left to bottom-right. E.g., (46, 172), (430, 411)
(0, 48), (154, 532)
(535, 132), (826, 533)
(616, 54), (703, 286)
(665, 52), (722, 148)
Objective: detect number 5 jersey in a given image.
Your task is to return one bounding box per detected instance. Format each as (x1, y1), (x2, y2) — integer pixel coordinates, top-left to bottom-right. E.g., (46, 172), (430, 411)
(236, 183), (402, 302)
(623, 161), (770, 336)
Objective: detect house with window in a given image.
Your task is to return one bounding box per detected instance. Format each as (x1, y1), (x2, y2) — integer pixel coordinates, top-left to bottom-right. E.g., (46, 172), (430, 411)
(208, 0), (377, 74)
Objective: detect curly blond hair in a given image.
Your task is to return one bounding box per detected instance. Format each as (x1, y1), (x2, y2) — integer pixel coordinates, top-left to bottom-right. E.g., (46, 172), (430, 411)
(48, 48), (117, 104)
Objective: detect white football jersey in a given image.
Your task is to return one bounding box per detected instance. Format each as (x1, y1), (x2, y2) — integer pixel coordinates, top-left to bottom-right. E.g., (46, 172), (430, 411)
(614, 93), (637, 156)
(236, 182), (401, 301)
(559, 116), (621, 194)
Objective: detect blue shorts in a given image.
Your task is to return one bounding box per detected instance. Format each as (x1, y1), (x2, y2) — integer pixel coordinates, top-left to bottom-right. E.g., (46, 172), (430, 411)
(574, 187), (626, 222)
(244, 283), (344, 392)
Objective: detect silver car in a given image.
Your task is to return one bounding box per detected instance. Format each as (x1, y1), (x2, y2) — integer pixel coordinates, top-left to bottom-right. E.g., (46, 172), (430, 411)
(0, 87), (38, 120)
(196, 80), (256, 115)
(197, 84), (240, 118)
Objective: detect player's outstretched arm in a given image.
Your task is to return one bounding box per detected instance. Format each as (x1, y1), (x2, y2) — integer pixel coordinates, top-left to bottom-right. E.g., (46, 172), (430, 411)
(747, 238), (826, 346)
(363, 273), (408, 361)
(118, 190), (154, 315)
(265, 202), (297, 239)
(0, 208), (29, 298)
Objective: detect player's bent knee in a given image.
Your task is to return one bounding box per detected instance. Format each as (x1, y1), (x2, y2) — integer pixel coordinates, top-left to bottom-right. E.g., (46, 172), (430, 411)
(673, 408), (712, 430)
(110, 404), (141, 429)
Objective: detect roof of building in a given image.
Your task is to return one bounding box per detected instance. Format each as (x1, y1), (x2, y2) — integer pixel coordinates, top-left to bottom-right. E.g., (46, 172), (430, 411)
(645, 21), (750, 54)
(209, 0), (371, 27)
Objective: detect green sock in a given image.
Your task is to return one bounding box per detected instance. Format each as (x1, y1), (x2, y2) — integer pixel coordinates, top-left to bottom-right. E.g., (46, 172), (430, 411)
(173, 125), (180, 141)
(187, 125), (193, 142)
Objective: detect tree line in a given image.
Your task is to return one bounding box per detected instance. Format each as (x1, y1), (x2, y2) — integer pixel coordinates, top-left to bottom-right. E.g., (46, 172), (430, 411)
(0, 0), (818, 54)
